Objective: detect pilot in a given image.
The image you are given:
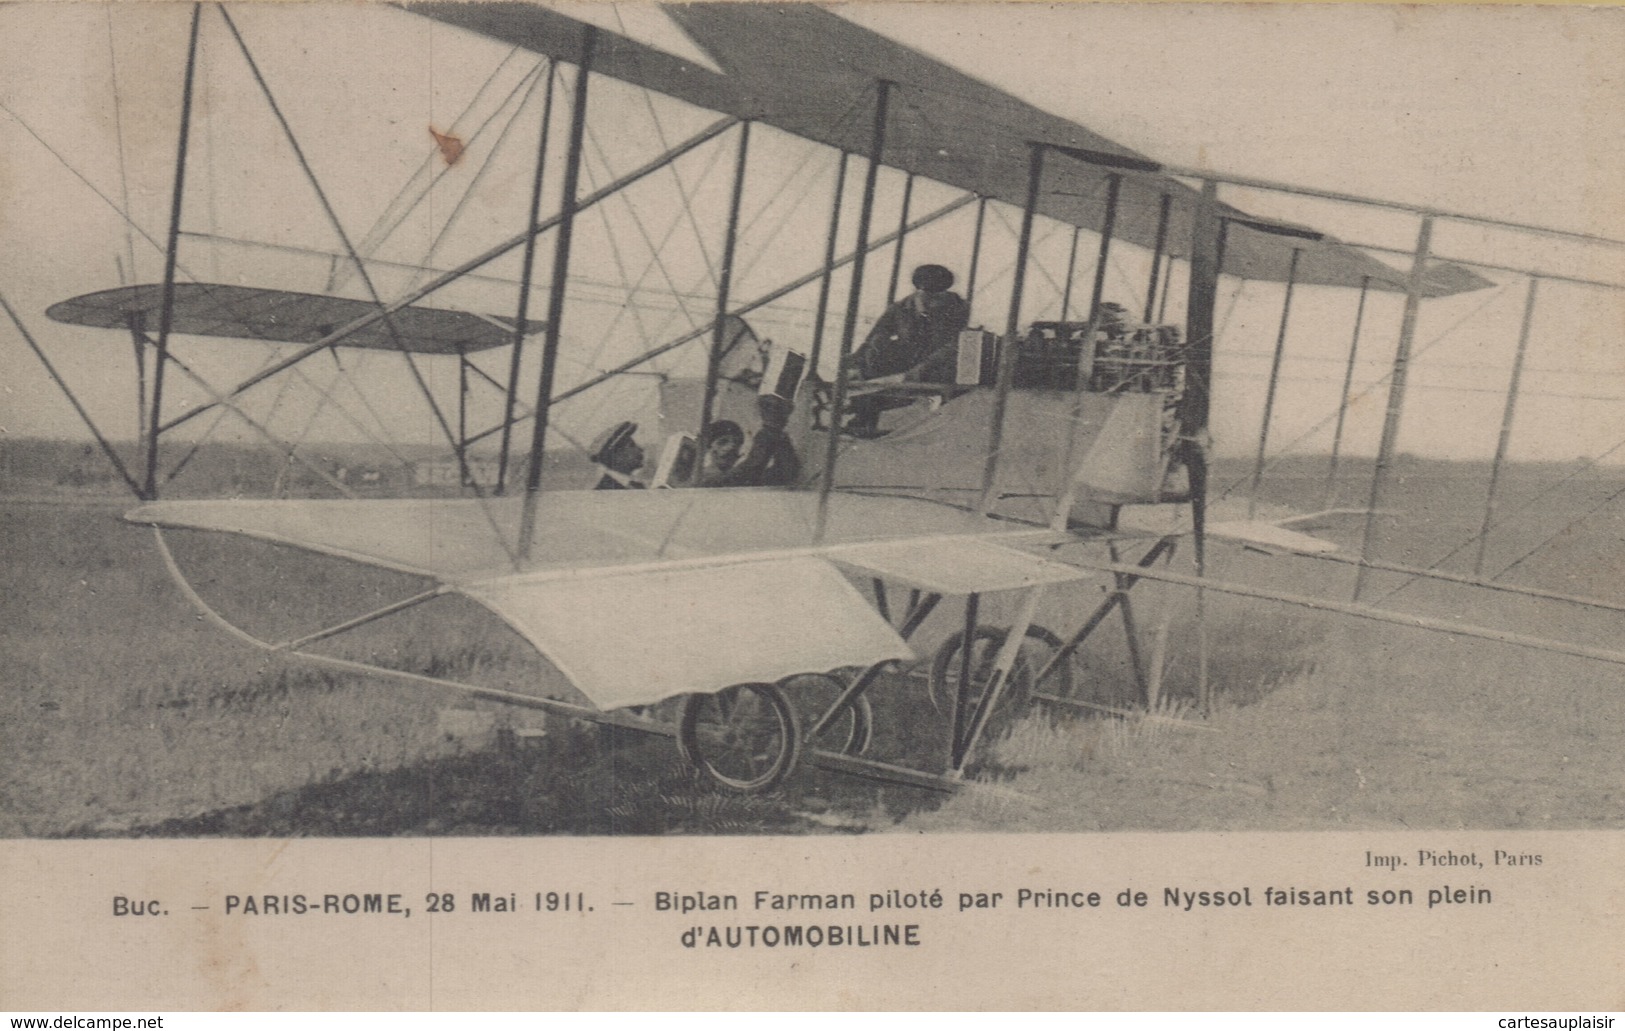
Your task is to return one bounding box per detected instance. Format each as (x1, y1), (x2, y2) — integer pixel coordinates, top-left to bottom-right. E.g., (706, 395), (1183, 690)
(844, 263), (970, 437)
(589, 420), (646, 489)
(719, 395), (802, 487)
(694, 420), (746, 487)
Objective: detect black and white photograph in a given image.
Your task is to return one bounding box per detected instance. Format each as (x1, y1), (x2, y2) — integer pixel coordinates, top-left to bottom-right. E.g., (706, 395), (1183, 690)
(1, 0), (1621, 1010)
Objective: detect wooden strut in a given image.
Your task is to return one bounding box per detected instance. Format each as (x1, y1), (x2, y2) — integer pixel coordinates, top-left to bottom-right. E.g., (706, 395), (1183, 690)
(1287, 548), (1625, 616)
(1475, 275), (1540, 575)
(806, 150), (850, 378)
(696, 120), (753, 470)
(497, 60), (557, 496)
(1324, 275), (1371, 508)
(519, 27), (596, 560)
(145, 3), (203, 500)
(1248, 245), (1301, 518)
(1143, 192), (1173, 323)
(965, 196), (988, 318)
(1063, 551), (1625, 669)
(886, 172), (915, 304)
(1356, 215), (1433, 600)
(817, 78), (893, 542)
(1028, 536), (1177, 689)
(978, 142), (1045, 518)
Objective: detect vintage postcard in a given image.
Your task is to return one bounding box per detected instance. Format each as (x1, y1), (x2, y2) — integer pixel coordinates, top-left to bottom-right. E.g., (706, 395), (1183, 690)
(1, 1), (1621, 1011)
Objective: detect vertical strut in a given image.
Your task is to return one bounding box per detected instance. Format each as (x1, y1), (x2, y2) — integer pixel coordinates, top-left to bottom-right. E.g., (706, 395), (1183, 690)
(1085, 173), (1122, 322)
(498, 62), (556, 495)
(1325, 275), (1371, 507)
(807, 150), (849, 378)
(1475, 275), (1540, 575)
(519, 26), (595, 561)
(1056, 172), (1124, 504)
(951, 592), (980, 765)
(816, 79), (893, 541)
(697, 120), (754, 464)
(1356, 215), (1433, 599)
(965, 196), (988, 318)
(1182, 181), (1222, 713)
(1155, 251), (1174, 323)
(1144, 192), (1173, 323)
(1249, 246), (1301, 518)
(144, 3), (203, 500)
(886, 172), (915, 303)
(1058, 225), (1081, 325)
(457, 347), (469, 482)
(978, 142), (1045, 518)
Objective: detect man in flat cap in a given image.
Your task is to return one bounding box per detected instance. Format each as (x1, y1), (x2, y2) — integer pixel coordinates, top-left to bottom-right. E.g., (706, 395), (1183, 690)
(845, 263), (969, 438)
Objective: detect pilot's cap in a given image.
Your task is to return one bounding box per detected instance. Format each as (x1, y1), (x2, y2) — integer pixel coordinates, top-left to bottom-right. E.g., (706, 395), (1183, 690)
(911, 264), (954, 293)
(589, 420), (638, 464)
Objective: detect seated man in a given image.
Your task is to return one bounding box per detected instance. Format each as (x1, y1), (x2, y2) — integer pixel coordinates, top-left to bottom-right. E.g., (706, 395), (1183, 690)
(589, 420), (646, 489)
(844, 263), (970, 437)
(716, 396), (802, 487)
(694, 420), (746, 487)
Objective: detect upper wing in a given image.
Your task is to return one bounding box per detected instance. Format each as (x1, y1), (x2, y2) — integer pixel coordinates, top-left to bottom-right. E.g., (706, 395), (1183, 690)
(405, 2), (1489, 297)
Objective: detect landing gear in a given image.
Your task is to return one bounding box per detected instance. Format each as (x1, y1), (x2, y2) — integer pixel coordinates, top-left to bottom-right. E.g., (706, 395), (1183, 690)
(782, 672), (875, 756)
(677, 682), (801, 793)
(927, 623), (1072, 714)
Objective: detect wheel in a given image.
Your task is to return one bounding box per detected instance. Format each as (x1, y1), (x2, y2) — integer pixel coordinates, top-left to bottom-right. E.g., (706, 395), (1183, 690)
(677, 682), (802, 792)
(927, 625), (1043, 717)
(781, 672), (875, 756)
(1018, 624), (1075, 700)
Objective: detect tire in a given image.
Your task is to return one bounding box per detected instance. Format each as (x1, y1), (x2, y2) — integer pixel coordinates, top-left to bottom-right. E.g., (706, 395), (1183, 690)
(781, 672), (875, 756)
(927, 625), (1044, 717)
(677, 682), (802, 793)
(1019, 624), (1075, 700)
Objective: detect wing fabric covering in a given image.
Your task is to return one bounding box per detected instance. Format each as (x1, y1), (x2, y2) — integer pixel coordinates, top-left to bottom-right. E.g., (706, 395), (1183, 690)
(1206, 521), (1339, 555)
(47, 283), (540, 354)
(826, 537), (1092, 595)
(460, 559), (913, 709)
(125, 491), (1084, 706)
(404, 1), (1490, 297)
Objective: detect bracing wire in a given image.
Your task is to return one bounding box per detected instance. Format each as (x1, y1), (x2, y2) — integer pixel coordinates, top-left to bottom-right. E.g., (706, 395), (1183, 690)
(215, 5), (517, 562)
(1215, 277), (1515, 499)
(1372, 432), (1625, 602)
(336, 47), (536, 291)
(105, 8), (140, 286)
(412, 60), (550, 288)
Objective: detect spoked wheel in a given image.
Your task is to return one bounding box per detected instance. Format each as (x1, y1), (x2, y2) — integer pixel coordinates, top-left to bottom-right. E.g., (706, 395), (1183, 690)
(677, 682), (802, 793)
(781, 671), (875, 756)
(928, 625), (1068, 717)
(1015, 624), (1075, 700)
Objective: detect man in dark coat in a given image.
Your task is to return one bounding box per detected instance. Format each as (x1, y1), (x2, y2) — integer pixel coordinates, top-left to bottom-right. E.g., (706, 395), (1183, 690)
(845, 263), (969, 437)
(720, 396), (802, 487)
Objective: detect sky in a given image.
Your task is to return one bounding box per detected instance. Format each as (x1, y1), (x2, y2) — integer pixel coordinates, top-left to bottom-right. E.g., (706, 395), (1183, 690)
(1, 2), (1622, 470)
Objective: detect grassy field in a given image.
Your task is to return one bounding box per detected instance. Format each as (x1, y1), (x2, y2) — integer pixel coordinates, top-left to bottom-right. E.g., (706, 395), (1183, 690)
(2, 449), (1621, 836)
